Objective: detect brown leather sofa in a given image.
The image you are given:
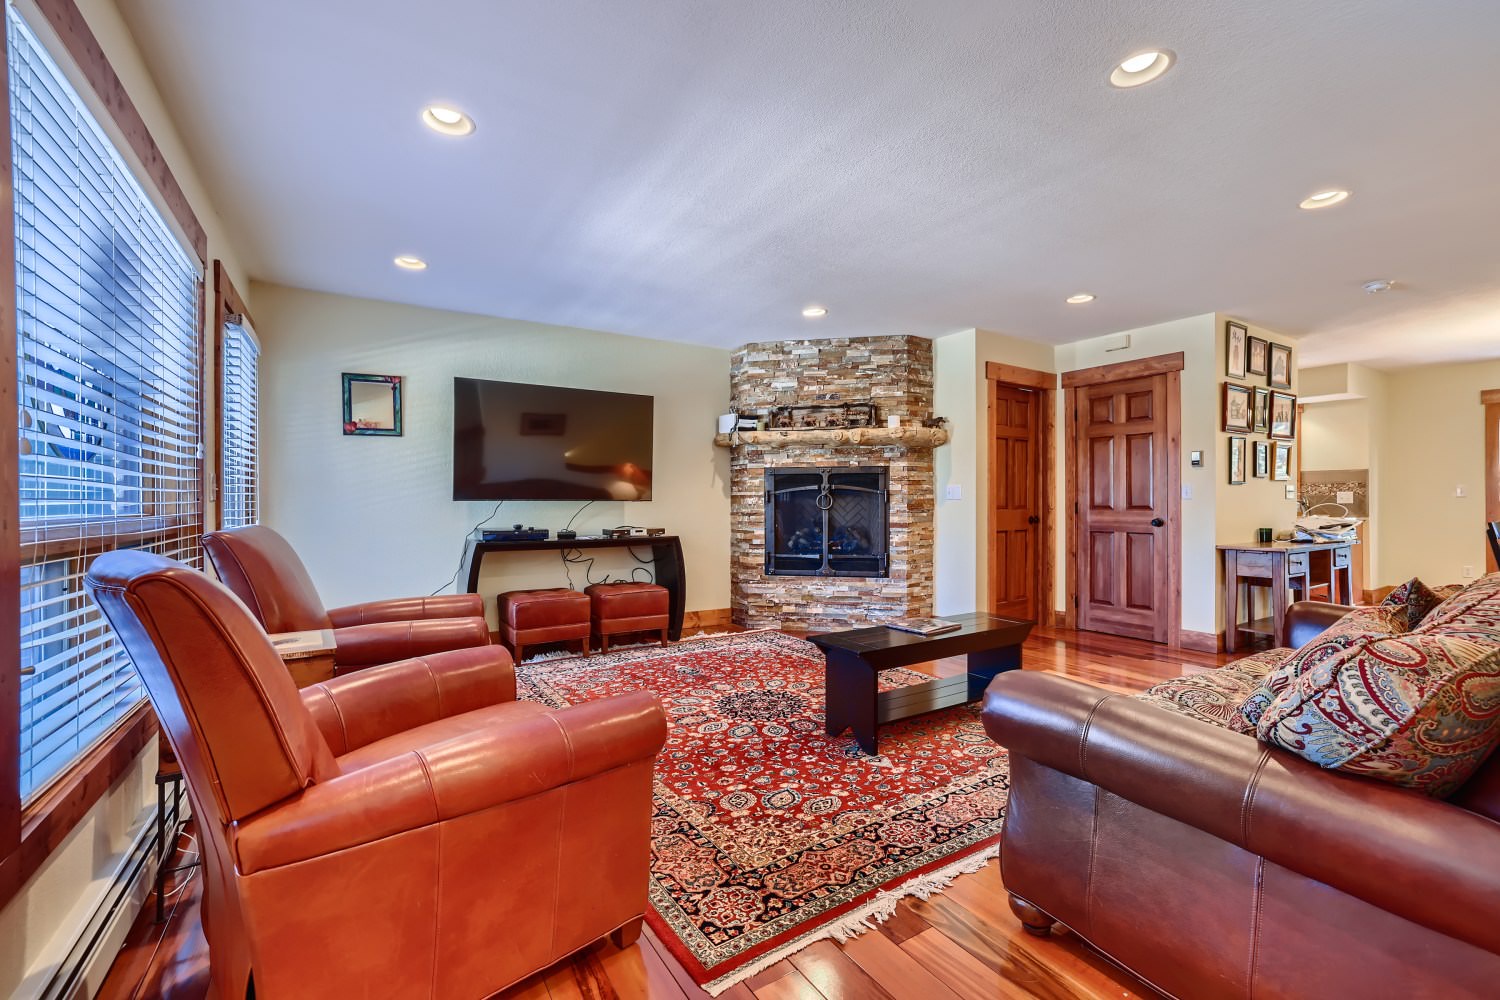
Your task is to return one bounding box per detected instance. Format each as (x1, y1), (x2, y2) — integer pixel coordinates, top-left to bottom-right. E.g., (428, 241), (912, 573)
(982, 602), (1500, 999)
(203, 524), (491, 670)
(87, 550), (667, 999)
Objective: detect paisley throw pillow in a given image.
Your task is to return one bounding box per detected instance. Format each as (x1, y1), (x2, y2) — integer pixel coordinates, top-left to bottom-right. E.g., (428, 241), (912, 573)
(1381, 577), (1444, 630)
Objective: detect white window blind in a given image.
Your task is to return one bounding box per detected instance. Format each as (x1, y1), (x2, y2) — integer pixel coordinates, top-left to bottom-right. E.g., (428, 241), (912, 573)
(9, 8), (203, 800)
(220, 320), (259, 529)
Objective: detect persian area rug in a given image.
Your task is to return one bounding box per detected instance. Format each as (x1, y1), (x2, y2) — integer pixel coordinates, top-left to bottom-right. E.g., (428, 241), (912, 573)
(515, 630), (1010, 995)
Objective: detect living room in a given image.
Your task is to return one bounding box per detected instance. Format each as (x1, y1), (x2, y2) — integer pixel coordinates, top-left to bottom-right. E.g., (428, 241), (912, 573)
(4, 1), (1500, 999)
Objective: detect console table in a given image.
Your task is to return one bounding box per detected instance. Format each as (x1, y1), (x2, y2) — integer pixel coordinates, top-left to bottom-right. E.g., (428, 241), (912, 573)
(458, 534), (687, 640)
(1219, 540), (1355, 652)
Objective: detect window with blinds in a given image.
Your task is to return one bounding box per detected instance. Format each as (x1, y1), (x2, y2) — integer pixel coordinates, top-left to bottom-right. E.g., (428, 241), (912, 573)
(220, 320), (259, 529)
(9, 9), (204, 800)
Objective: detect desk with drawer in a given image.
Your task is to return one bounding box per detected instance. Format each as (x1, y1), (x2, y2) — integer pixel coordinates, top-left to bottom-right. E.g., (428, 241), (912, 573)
(1218, 540), (1355, 652)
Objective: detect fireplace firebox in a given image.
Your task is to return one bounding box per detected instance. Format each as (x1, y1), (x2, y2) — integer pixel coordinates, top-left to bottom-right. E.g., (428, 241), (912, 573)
(765, 467), (889, 577)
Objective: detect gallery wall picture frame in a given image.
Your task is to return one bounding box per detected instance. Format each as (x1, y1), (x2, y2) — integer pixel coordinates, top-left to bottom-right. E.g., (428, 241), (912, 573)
(1248, 336), (1269, 377)
(342, 373), (403, 436)
(1253, 440), (1270, 478)
(1223, 382), (1253, 432)
(1269, 342), (1293, 389)
(1226, 321), (1249, 379)
(1269, 390), (1297, 440)
(1229, 436), (1247, 484)
(1273, 442), (1292, 481)
(1252, 386), (1271, 433)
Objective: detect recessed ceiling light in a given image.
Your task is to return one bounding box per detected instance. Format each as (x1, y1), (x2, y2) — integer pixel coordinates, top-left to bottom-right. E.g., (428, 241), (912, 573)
(1362, 279), (1395, 294)
(1109, 49), (1175, 88)
(393, 255), (427, 271)
(801, 305), (828, 318)
(1299, 189), (1350, 210)
(421, 104), (475, 136)
(1066, 293), (1096, 305)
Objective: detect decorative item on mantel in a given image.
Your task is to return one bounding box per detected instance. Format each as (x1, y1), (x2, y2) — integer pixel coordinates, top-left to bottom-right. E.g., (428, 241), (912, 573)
(769, 401), (876, 430)
(713, 424), (950, 449)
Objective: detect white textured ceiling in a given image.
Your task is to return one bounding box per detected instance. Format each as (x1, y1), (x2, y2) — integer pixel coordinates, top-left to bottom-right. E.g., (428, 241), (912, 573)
(117, 0), (1500, 366)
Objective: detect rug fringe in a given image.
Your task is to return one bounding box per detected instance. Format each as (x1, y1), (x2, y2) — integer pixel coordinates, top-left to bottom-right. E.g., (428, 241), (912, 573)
(699, 842), (1001, 996)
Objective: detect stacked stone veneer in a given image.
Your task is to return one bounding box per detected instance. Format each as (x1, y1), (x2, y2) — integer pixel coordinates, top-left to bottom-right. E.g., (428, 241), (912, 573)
(730, 336), (936, 630)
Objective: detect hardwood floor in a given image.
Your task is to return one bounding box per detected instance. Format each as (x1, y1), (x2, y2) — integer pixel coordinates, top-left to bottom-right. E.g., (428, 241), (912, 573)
(97, 625), (1227, 1000)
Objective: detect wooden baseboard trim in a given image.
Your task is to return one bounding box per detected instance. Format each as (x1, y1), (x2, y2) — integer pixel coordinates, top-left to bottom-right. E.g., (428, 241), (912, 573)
(683, 608), (733, 630)
(1178, 629), (1225, 653)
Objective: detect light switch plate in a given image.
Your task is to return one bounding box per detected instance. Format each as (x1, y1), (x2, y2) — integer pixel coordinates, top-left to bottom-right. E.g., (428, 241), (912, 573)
(1336, 491), (1354, 504)
(1284, 485), (1297, 500)
(944, 484), (962, 500)
(1456, 485), (1467, 498)
(1181, 484), (1193, 500)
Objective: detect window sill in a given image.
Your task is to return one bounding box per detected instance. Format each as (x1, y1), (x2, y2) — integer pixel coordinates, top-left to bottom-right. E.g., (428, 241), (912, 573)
(0, 703), (156, 910)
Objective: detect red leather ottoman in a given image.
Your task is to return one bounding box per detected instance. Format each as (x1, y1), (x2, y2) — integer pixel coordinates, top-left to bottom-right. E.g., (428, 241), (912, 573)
(586, 583), (670, 653)
(497, 588), (591, 662)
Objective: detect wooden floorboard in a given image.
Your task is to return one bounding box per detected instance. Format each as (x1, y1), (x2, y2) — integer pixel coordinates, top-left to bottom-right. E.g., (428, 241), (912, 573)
(98, 626), (1213, 1000)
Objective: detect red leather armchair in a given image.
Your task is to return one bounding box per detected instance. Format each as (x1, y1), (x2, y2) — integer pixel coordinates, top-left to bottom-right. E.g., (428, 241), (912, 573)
(203, 524), (490, 670)
(87, 550), (667, 999)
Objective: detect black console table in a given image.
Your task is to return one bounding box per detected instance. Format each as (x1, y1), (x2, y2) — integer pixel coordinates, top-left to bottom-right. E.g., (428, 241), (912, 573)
(459, 534), (687, 640)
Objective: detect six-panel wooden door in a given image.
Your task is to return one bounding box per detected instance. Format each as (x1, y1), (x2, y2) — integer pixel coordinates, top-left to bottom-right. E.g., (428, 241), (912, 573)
(991, 383), (1040, 620)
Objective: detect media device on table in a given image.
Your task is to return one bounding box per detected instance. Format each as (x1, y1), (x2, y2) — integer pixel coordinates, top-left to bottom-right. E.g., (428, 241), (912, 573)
(452, 377), (654, 501)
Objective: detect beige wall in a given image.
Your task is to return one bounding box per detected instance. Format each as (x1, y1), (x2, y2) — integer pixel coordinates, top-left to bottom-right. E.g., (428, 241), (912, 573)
(254, 284), (733, 623)
(3, 1), (256, 996)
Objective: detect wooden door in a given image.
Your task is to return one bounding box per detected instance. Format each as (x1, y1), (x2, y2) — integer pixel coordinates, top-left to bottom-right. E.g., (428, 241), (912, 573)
(991, 384), (1039, 620)
(1075, 374), (1171, 643)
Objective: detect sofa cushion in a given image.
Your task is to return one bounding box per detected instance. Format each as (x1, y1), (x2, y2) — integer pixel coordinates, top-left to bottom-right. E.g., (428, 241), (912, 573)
(1136, 648), (1291, 732)
(1233, 604), (1415, 733)
(1255, 632), (1500, 795)
(1416, 572), (1500, 633)
(1381, 577), (1445, 630)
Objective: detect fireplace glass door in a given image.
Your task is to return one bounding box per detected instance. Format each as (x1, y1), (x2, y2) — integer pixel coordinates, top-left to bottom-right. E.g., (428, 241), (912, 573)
(765, 467), (889, 577)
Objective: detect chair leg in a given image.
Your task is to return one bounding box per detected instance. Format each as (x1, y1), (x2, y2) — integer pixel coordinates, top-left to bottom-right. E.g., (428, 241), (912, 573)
(580, 635), (590, 656)
(514, 643), (524, 664)
(599, 633), (610, 654)
(1008, 893), (1056, 937)
(610, 916), (644, 949)
(660, 627), (669, 647)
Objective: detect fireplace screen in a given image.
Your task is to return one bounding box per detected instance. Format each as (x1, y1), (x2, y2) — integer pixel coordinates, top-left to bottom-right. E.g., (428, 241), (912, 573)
(765, 467), (889, 577)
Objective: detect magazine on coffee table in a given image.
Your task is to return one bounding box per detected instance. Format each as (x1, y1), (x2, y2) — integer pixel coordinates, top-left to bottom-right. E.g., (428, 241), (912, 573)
(885, 617), (962, 636)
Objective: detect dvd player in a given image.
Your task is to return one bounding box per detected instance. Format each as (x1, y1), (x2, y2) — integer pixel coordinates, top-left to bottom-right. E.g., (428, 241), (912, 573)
(481, 527), (550, 542)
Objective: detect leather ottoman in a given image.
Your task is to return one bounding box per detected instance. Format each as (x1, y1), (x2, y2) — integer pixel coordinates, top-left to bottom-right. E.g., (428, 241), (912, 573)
(497, 588), (591, 662)
(586, 583), (670, 653)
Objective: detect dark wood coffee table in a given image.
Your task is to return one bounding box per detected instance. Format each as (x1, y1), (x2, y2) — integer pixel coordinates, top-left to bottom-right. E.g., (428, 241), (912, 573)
(810, 613), (1034, 755)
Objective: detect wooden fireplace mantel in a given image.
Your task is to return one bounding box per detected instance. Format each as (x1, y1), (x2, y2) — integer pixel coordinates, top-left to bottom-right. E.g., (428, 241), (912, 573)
(713, 426), (950, 449)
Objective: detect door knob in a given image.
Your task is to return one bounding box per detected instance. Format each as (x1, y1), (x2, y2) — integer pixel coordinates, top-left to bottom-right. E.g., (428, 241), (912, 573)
(1027, 515), (1040, 524)
(1151, 517), (1165, 527)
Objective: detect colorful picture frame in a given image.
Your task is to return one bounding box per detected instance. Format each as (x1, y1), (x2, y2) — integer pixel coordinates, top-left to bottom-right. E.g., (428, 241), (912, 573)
(1229, 436), (1247, 485)
(1252, 386), (1270, 433)
(1269, 390), (1297, 439)
(342, 372), (403, 436)
(1226, 321), (1248, 379)
(1223, 383), (1252, 433)
(1253, 440), (1270, 478)
(1247, 336), (1269, 377)
(1273, 442), (1293, 481)
(1269, 342), (1293, 389)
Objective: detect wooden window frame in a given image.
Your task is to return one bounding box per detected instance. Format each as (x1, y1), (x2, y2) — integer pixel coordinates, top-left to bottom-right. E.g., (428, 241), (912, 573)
(1484, 388), (1500, 574)
(0, 0), (208, 910)
(213, 261), (257, 528)
(984, 362), (1057, 626)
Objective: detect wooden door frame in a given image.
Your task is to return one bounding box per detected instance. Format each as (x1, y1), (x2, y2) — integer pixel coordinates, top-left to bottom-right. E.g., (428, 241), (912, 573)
(985, 362), (1057, 627)
(1061, 352), (1184, 648)
(1484, 388), (1500, 574)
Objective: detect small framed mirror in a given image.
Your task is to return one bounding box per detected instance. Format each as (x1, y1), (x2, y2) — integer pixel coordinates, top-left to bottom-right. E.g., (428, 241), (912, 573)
(342, 373), (403, 436)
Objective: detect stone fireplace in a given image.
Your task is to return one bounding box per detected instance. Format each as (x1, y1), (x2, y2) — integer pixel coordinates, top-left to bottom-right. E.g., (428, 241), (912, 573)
(727, 336), (938, 630)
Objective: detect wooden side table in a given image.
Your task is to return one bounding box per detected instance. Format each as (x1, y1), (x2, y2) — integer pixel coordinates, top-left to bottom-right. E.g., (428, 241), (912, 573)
(268, 628), (337, 687)
(1219, 541), (1355, 652)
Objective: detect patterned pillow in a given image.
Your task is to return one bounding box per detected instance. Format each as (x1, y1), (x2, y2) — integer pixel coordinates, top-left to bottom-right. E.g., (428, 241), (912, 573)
(1231, 605), (1412, 733)
(1382, 578), (1444, 630)
(1137, 647), (1292, 733)
(1418, 573), (1500, 632)
(1255, 632), (1500, 795)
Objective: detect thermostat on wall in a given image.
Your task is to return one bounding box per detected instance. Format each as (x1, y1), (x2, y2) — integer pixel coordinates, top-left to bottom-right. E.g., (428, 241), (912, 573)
(1190, 450), (1203, 467)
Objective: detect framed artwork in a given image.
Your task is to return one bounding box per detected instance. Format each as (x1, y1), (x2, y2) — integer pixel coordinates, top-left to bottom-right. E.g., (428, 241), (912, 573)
(1229, 436), (1247, 485)
(1253, 440), (1269, 478)
(1269, 342), (1293, 389)
(1247, 336), (1269, 377)
(1252, 386), (1270, 433)
(1226, 322), (1248, 379)
(1273, 442), (1293, 481)
(1222, 383), (1252, 432)
(342, 373), (403, 436)
(1269, 390), (1297, 439)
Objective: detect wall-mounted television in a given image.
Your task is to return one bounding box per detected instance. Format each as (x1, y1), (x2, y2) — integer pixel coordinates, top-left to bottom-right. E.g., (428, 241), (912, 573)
(452, 377), (654, 501)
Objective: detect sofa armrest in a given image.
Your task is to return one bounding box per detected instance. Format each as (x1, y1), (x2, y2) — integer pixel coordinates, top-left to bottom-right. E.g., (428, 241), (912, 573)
(236, 691), (666, 874)
(983, 671), (1500, 955)
(327, 594), (486, 627)
(301, 646), (516, 755)
(330, 617), (490, 668)
(1284, 600), (1358, 648)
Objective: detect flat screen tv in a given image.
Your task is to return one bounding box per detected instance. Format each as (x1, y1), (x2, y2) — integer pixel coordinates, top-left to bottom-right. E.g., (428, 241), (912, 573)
(452, 377), (654, 501)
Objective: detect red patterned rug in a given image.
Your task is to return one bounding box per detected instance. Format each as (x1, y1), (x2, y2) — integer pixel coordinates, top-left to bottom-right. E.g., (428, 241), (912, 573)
(515, 630), (1010, 994)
